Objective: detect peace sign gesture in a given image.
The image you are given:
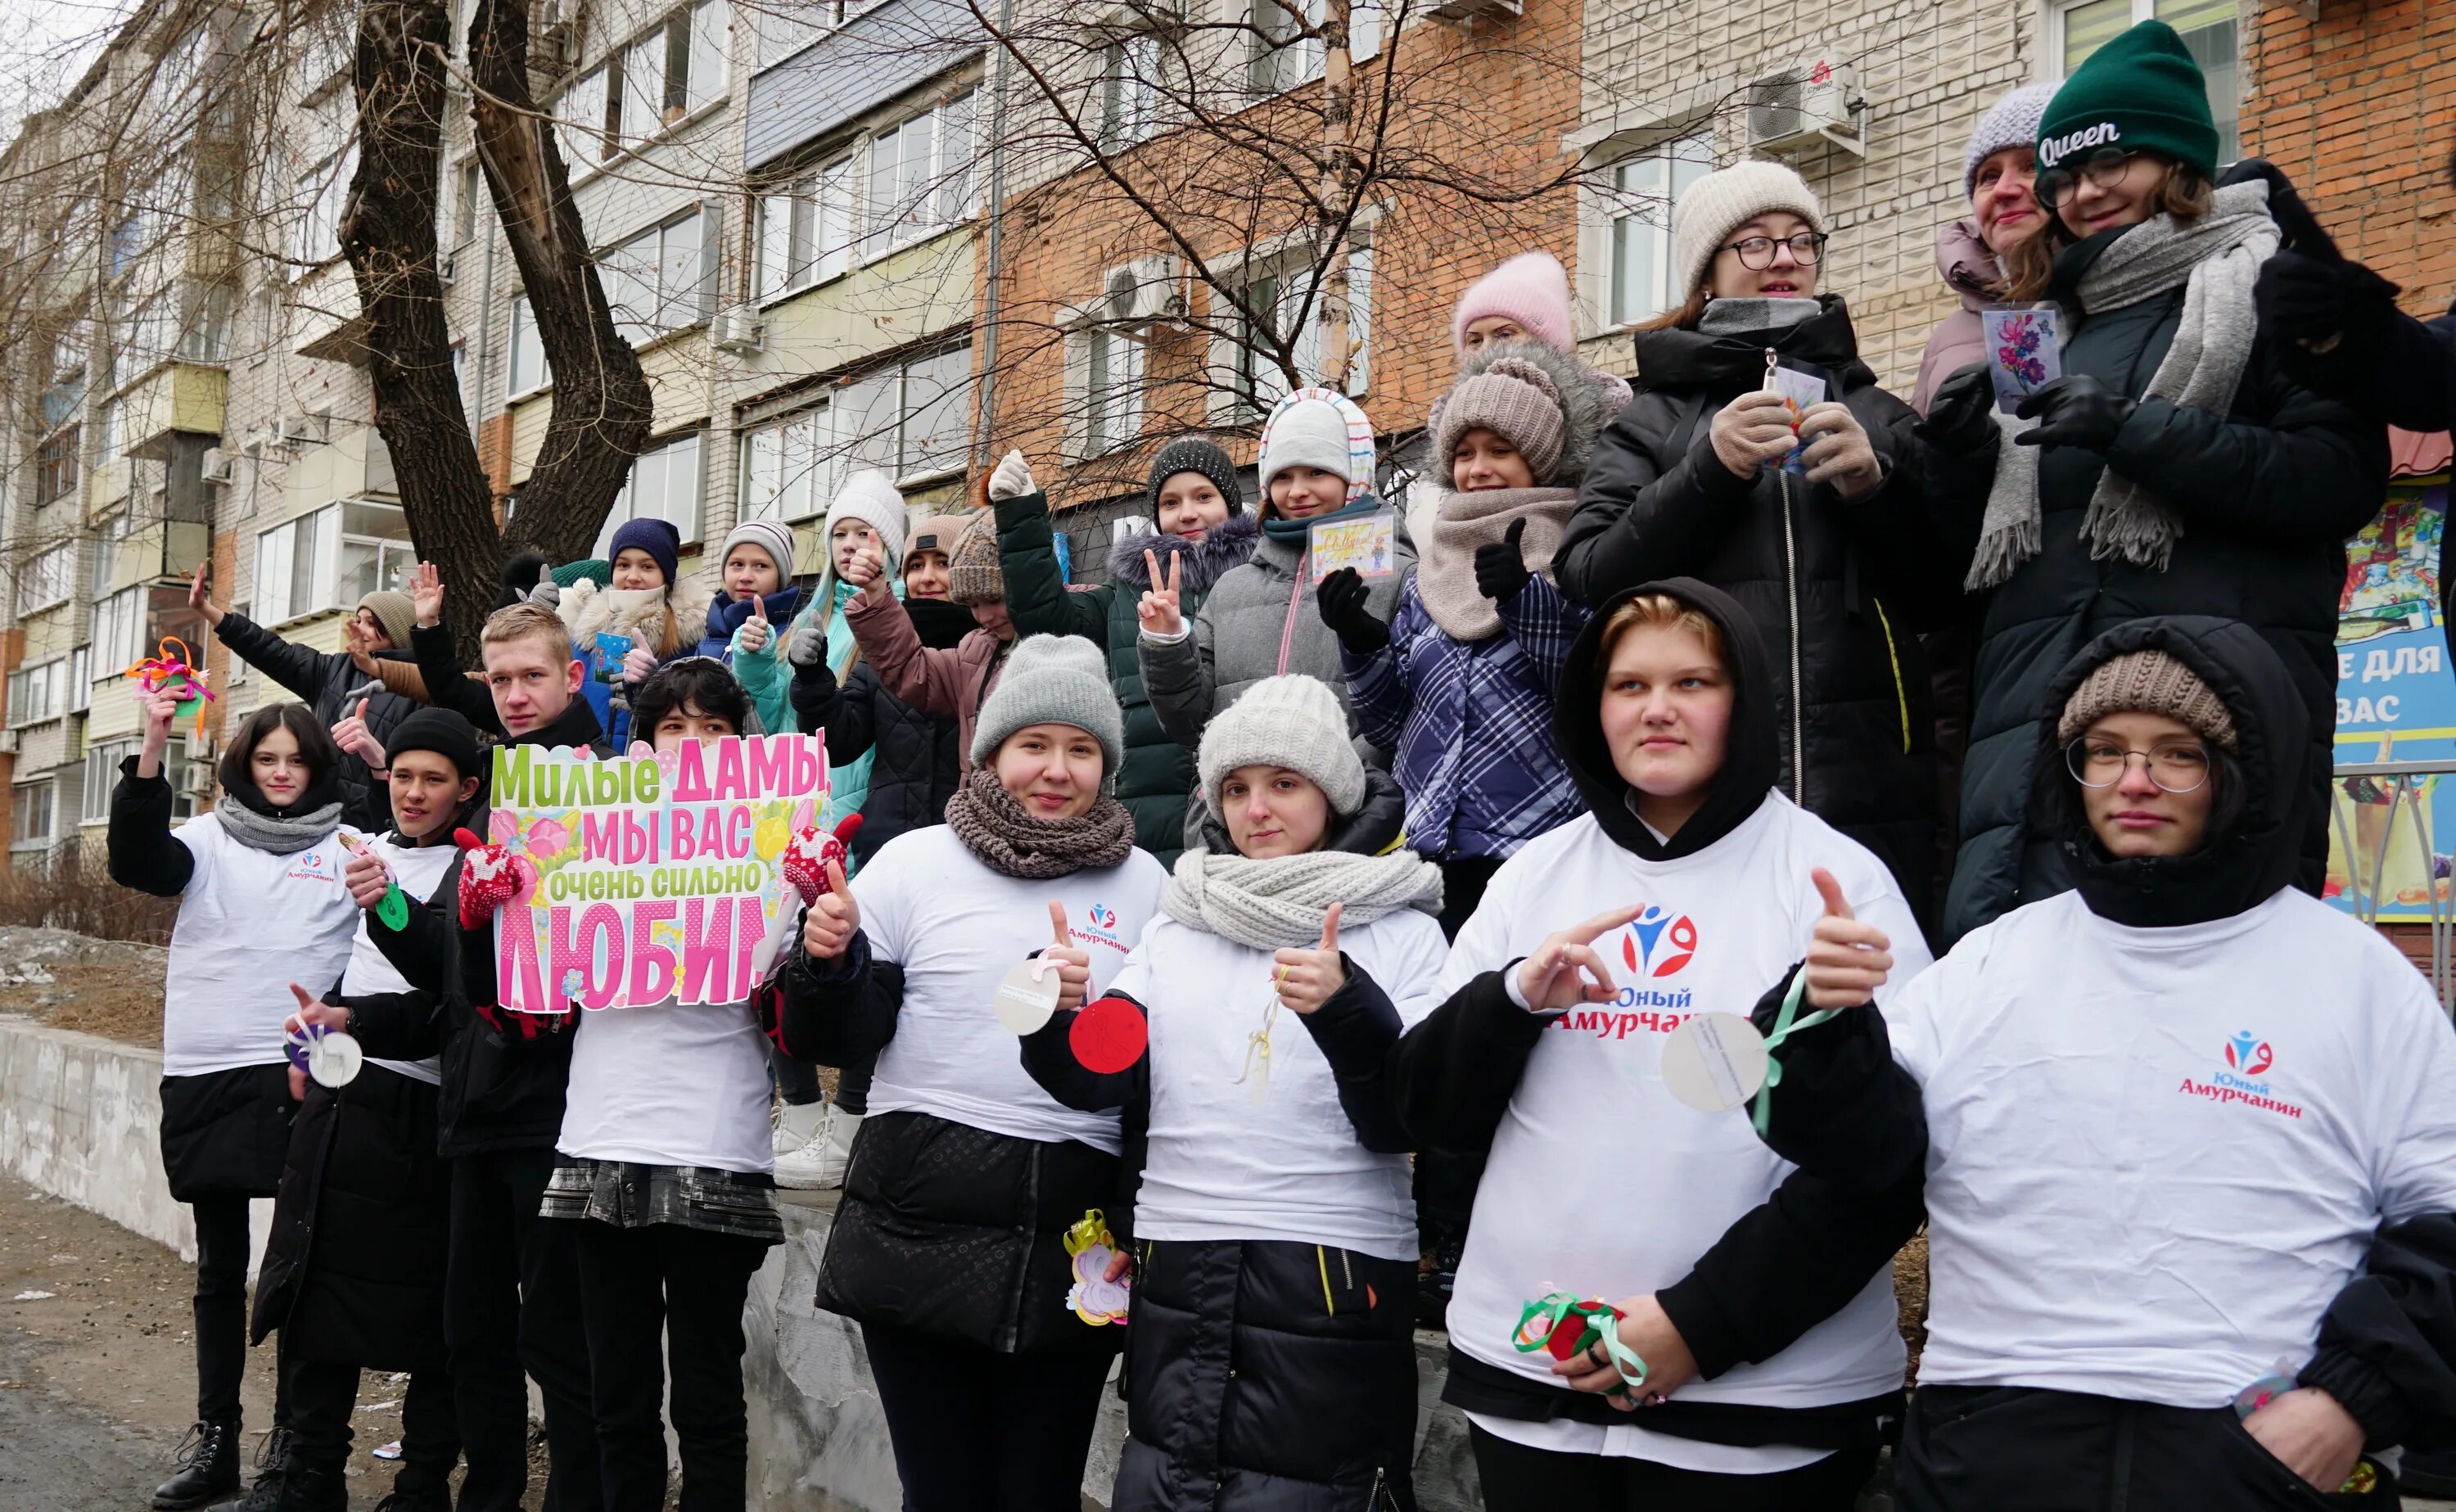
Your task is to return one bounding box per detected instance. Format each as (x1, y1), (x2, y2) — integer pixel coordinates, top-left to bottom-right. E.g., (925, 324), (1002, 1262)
(1137, 550), (1185, 638)
(1270, 902), (1345, 1015)
(1515, 904), (1647, 1013)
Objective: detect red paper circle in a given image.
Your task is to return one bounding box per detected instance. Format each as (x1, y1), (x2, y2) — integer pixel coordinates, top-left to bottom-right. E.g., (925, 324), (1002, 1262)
(1070, 995), (1147, 1074)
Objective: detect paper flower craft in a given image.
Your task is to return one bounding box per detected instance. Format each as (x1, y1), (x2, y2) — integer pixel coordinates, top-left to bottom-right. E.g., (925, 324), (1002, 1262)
(124, 637), (216, 730)
(1063, 1208), (1131, 1327)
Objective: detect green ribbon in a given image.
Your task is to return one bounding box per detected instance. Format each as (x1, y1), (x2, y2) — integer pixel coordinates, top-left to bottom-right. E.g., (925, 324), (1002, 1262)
(1750, 968), (1840, 1138)
(1510, 1291), (1650, 1395)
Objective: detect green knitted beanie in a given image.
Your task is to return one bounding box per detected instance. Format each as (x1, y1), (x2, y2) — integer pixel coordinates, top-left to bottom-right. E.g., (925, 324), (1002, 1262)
(551, 558), (612, 589)
(2037, 20), (2219, 182)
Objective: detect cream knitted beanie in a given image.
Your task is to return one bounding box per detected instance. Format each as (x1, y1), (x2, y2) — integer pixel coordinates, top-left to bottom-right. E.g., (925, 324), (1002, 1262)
(1671, 160), (1827, 303)
(1197, 675), (1368, 819)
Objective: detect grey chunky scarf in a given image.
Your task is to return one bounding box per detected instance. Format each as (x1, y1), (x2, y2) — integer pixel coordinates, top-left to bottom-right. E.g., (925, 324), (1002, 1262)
(1162, 846), (1443, 951)
(1966, 179), (2279, 589)
(215, 799), (343, 855)
(943, 767), (1137, 881)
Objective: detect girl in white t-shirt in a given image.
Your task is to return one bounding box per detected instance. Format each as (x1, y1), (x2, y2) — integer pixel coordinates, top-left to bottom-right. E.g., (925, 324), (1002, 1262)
(109, 690), (359, 1510)
(1387, 579), (1931, 1511)
(1019, 674), (1447, 1508)
(770, 635), (1167, 1510)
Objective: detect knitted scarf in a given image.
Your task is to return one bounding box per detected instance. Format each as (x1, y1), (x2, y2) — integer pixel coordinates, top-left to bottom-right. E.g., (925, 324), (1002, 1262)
(1417, 486), (1578, 641)
(943, 767), (1137, 880)
(1163, 846), (1443, 951)
(1966, 179), (2279, 589)
(217, 773), (343, 855)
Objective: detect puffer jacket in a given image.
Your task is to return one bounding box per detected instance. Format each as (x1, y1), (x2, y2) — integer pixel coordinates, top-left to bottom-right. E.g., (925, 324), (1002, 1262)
(788, 596), (970, 864)
(1937, 225), (2386, 945)
(558, 573), (716, 749)
(842, 580), (1011, 769)
(1555, 296), (1941, 927)
(1139, 505), (1415, 756)
(1908, 219), (1997, 415)
(214, 612), (418, 833)
(994, 491), (1260, 867)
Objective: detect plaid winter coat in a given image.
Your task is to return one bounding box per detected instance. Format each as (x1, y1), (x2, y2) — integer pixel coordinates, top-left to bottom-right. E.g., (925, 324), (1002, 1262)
(1341, 572), (1588, 863)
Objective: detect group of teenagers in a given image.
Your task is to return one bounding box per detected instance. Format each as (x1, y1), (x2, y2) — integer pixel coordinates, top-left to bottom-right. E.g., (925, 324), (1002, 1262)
(108, 20), (2456, 1512)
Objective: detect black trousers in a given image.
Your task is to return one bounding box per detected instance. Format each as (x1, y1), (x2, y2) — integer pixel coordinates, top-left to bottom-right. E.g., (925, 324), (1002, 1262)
(1468, 1425), (1874, 1511)
(862, 1323), (1113, 1512)
(1896, 1383), (2398, 1510)
(1436, 855), (1506, 941)
(772, 1045), (874, 1115)
(445, 1147), (601, 1512)
(569, 1220), (770, 1512)
(192, 1194), (254, 1426)
(282, 1350), (458, 1496)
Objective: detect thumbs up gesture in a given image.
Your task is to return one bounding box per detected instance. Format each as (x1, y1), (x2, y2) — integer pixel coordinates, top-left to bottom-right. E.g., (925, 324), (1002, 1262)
(799, 860), (861, 959)
(1042, 900), (1094, 1013)
(1270, 902), (1346, 1015)
(737, 595), (774, 655)
(1802, 868), (1894, 1009)
(332, 697), (386, 772)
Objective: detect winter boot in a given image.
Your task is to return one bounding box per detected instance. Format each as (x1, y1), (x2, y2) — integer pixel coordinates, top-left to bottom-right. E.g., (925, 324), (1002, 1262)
(230, 1429), (293, 1512)
(151, 1419), (241, 1510)
(275, 1457), (347, 1512)
(771, 1097), (826, 1156)
(775, 1103), (860, 1190)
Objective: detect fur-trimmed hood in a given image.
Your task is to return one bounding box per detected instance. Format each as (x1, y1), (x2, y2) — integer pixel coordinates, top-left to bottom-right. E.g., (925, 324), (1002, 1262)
(558, 573), (716, 657)
(1428, 340), (1620, 490)
(1108, 508), (1261, 596)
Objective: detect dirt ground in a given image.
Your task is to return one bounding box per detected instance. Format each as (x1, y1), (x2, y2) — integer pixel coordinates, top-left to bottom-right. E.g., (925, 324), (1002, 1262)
(0, 926), (168, 1048)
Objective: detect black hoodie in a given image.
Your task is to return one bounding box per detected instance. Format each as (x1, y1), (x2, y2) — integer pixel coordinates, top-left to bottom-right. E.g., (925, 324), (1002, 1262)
(1388, 577), (1926, 1448)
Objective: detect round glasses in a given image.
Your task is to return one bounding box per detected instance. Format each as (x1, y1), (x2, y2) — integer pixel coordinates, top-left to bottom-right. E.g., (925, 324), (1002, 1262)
(2065, 737), (2212, 794)
(2035, 148), (2141, 208)
(1718, 232), (1828, 270)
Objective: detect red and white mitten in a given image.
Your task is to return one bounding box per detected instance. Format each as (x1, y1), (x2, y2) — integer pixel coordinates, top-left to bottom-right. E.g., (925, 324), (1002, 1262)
(781, 814), (865, 905)
(454, 828), (536, 930)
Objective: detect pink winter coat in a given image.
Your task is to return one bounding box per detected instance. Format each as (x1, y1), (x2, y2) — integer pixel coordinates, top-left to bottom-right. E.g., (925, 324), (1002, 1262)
(1908, 218), (2000, 416)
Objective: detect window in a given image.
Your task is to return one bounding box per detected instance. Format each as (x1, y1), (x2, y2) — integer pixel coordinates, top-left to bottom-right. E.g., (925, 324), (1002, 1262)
(1102, 34), (1163, 150)
(2055, 0), (2237, 164)
(12, 781), (54, 848)
(176, 279), (233, 363)
(336, 501), (415, 606)
(25, 544), (74, 612)
(1086, 326), (1145, 454)
(566, 1), (729, 167)
(598, 208), (717, 338)
(96, 397), (123, 468)
(756, 156), (858, 300)
(258, 502), (410, 625)
(740, 405), (838, 523)
(41, 327), (85, 431)
(36, 427), (79, 505)
(293, 142), (359, 269)
(7, 661), (65, 726)
(93, 584), (149, 671)
(83, 740), (129, 824)
(559, 65), (612, 165)
(453, 160), (481, 247)
(592, 431), (704, 556)
(253, 510), (324, 626)
(93, 518), (120, 596)
(1230, 245), (1374, 413)
(1605, 133), (1713, 326)
(862, 91), (977, 258)
(1248, 0), (1380, 97)
(67, 647), (89, 712)
(507, 296), (547, 395)
(741, 344), (970, 508)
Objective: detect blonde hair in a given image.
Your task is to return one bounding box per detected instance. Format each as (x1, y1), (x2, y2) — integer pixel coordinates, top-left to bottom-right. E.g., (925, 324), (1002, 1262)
(1592, 594), (1727, 675)
(480, 600), (576, 663)
(2005, 158), (2214, 301)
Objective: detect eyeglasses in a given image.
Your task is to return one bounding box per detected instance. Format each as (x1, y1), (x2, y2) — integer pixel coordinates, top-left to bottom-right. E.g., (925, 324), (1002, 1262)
(1717, 232), (1828, 270)
(2034, 148), (2141, 208)
(2065, 737), (2213, 794)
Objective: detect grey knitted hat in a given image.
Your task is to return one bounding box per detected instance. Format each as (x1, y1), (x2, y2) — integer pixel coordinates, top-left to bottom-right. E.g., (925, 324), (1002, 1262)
(1433, 356), (1569, 485)
(1147, 437), (1244, 516)
(1963, 82), (2058, 195)
(1197, 675), (1367, 819)
(2057, 649), (2237, 751)
(1259, 397), (1358, 490)
(970, 634), (1126, 773)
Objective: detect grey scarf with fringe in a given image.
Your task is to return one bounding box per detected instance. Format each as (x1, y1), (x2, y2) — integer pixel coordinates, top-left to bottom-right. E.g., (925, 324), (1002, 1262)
(1162, 846), (1442, 951)
(1966, 179), (2279, 589)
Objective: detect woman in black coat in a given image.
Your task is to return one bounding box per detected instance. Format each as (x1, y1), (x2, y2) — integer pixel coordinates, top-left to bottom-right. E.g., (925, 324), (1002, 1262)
(1916, 24), (2386, 944)
(1557, 160), (1940, 925)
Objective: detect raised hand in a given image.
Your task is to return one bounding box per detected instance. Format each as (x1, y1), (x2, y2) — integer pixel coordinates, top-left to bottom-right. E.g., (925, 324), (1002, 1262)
(737, 595), (774, 655)
(1797, 402), (1883, 498)
(1474, 518), (1532, 604)
(800, 860), (860, 959)
(136, 688), (183, 777)
(1802, 868), (1893, 1009)
(331, 697), (386, 773)
(344, 849), (393, 912)
(1136, 549), (1185, 638)
(621, 643), (657, 685)
(787, 625), (828, 671)
(187, 562), (226, 628)
(842, 544), (885, 590)
(987, 449), (1036, 501)
(1270, 902), (1345, 1015)
(410, 562), (446, 629)
(1710, 391), (1801, 479)
(526, 562), (562, 610)
(1044, 900), (1093, 1014)
(1516, 903), (1646, 1013)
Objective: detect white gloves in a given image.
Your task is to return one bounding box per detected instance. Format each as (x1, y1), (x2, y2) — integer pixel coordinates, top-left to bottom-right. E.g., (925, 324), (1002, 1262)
(987, 449), (1036, 502)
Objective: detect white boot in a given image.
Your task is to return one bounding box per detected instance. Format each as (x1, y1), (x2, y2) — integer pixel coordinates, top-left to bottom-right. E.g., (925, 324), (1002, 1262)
(775, 1103), (861, 1190)
(772, 1098), (827, 1156)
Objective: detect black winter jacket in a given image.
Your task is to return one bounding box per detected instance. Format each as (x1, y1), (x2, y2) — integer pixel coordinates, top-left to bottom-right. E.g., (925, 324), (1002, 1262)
(1936, 229), (2386, 945)
(787, 598), (970, 865)
(215, 612), (418, 833)
(1558, 298), (1939, 928)
(249, 1063), (449, 1370)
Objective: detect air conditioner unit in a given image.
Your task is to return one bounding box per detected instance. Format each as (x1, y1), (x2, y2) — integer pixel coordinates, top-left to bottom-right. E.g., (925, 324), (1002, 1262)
(270, 414), (325, 448)
(1105, 256), (1187, 327)
(711, 306), (765, 355)
(439, 250), (457, 287)
(178, 760), (216, 797)
(1428, 0), (1521, 19)
(199, 448), (236, 484)
(1747, 65), (1864, 156)
(0, 729), (18, 756)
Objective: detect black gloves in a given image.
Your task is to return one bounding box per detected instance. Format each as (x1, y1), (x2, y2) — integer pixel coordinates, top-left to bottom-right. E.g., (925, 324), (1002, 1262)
(1474, 519), (1532, 604)
(2256, 249), (2401, 377)
(1915, 363), (2000, 457)
(2013, 373), (2134, 453)
(1316, 567), (1390, 656)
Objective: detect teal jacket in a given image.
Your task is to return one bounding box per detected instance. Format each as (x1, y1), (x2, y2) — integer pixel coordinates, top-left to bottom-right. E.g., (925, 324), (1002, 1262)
(745, 576), (900, 823)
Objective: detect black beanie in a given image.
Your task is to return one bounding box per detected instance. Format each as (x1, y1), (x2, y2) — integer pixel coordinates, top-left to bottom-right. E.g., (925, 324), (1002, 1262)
(1145, 437), (1244, 517)
(386, 707), (485, 784)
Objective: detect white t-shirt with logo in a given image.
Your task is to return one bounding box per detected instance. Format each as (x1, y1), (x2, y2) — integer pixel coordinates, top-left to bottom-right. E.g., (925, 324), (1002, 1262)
(558, 992), (776, 1175)
(1443, 797), (1933, 1471)
(335, 831), (459, 1085)
(855, 825), (1168, 1153)
(161, 814), (361, 1077)
(1117, 908), (1451, 1262)
(1891, 886), (2456, 1406)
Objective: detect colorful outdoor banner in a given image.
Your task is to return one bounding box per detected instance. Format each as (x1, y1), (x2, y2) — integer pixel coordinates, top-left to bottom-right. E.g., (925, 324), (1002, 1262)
(2327, 481), (2452, 922)
(489, 734), (829, 1013)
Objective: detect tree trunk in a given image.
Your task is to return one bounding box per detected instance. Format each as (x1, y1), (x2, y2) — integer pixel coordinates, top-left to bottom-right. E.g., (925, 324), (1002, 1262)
(1316, 0), (1354, 390)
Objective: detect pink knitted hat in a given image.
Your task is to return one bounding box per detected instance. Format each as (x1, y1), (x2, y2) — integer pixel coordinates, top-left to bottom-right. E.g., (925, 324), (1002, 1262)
(1451, 252), (1575, 355)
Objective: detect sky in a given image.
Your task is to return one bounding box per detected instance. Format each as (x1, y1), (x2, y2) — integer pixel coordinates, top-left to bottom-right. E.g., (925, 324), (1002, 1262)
(0, 0), (134, 124)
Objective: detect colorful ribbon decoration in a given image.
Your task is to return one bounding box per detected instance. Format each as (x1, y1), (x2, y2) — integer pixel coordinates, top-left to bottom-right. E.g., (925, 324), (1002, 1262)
(124, 636), (216, 730)
(1062, 1209), (1131, 1327)
(1511, 1291), (1648, 1396)
(1750, 968), (1841, 1138)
